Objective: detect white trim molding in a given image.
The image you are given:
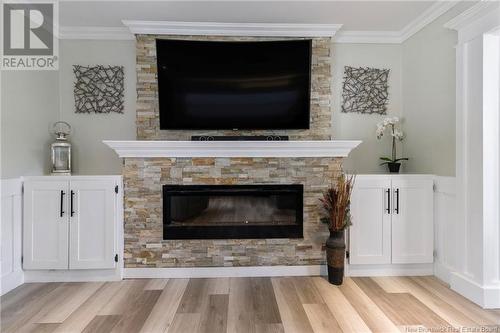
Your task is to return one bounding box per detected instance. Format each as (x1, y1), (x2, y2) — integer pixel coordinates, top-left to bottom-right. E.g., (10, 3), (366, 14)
(450, 272), (500, 309)
(59, 2), (458, 43)
(24, 269), (122, 283)
(399, 0), (459, 42)
(335, 1), (459, 44)
(347, 263), (434, 277)
(103, 140), (362, 158)
(445, 1), (500, 43)
(444, 1), (499, 32)
(122, 21), (342, 37)
(446, 1), (500, 308)
(125, 263), (433, 279)
(433, 176), (457, 284)
(1, 178), (24, 295)
(124, 265), (326, 279)
(59, 26), (134, 40)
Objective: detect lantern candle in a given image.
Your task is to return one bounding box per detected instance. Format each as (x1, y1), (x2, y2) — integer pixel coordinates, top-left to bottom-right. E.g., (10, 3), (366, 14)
(50, 121), (72, 175)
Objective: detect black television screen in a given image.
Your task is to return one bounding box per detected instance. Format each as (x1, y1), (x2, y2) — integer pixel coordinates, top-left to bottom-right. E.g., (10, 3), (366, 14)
(156, 39), (311, 130)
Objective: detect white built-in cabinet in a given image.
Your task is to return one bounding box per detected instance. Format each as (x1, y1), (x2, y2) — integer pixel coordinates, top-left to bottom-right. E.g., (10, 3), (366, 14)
(349, 175), (434, 265)
(23, 176), (121, 270)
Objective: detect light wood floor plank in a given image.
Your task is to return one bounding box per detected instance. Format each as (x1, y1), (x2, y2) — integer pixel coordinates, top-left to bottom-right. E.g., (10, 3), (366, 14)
(251, 277), (282, 325)
(2, 284), (72, 333)
(1, 283), (60, 331)
(227, 277), (256, 333)
(227, 277), (281, 332)
(37, 282), (104, 324)
(99, 280), (148, 315)
(176, 278), (210, 314)
(303, 303), (342, 333)
(167, 313), (201, 333)
(28, 323), (60, 333)
(354, 277), (449, 329)
(198, 294), (229, 333)
(1, 283), (48, 311)
(339, 278), (400, 333)
(272, 277), (315, 333)
(254, 323), (285, 333)
(82, 315), (121, 333)
(394, 277), (480, 328)
(411, 276), (500, 325)
(11, 283), (94, 332)
(291, 277), (324, 304)
(372, 276), (409, 293)
(207, 277), (230, 294)
(312, 277), (372, 333)
(54, 281), (124, 333)
(144, 278), (169, 291)
(140, 278), (189, 333)
(110, 290), (162, 333)
(2, 276), (499, 333)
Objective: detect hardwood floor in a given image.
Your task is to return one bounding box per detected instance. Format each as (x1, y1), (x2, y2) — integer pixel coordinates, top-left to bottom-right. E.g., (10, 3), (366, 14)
(1, 276), (499, 333)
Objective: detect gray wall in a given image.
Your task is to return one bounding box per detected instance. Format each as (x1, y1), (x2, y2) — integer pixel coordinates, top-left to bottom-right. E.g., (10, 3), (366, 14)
(1, 40), (136, 178)
(59, 40), (136, 175)
(332, 43), (403, 174)
(401, 4), (471, 176)
(59, 39), (404, 175)
(2, 13), (464, 177)
(1, 71), (59, 178)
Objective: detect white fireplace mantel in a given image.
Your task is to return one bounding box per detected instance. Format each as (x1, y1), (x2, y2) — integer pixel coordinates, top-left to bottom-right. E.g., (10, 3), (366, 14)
(103, 140), (361, 158)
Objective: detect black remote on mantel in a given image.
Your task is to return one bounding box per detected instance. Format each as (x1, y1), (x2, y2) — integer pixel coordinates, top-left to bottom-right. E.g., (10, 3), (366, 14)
(191, 136), (289, 141)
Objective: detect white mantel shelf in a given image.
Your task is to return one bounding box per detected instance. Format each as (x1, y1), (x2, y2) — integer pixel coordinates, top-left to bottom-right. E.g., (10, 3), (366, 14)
(103, 140), (361, 158)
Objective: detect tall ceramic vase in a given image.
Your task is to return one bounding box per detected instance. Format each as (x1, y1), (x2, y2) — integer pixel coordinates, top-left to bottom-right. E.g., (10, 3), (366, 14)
(325, 230), (345, 285)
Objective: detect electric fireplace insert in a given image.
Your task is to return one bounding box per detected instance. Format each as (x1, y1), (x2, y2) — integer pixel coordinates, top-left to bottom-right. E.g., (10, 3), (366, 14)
(163, 184), (303, 239)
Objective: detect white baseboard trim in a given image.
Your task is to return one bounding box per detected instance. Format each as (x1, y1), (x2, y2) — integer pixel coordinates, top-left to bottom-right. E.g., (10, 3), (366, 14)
(450, 272), (500, 309)
(24, 269), (122, 283)
(346, 263), (434, 277)
(124, 264), (435, 279)
(433, 261), (453, 284)
(124, 265), (327, 279)
(1, 270), (24, 295)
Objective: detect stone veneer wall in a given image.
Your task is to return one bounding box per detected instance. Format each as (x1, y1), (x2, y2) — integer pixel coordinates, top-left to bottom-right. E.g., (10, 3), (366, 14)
(124, 35), (340, 268)
(136, 35), (333, 140)
(124, 157), (342, 267)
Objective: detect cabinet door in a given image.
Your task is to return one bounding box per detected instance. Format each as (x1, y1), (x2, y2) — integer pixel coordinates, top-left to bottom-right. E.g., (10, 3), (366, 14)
(23, 181), (69, 269)
(69, 179), (116, 269)
(391, 179), (433, 264)
(349, 177), (392, 265)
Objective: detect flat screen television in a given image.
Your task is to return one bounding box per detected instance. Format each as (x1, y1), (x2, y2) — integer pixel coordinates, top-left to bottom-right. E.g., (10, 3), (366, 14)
(156, 39), (311, 130)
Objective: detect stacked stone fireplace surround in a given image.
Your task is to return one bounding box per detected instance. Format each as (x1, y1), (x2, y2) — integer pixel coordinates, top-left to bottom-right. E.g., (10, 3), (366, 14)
(124, 35), (342, 268)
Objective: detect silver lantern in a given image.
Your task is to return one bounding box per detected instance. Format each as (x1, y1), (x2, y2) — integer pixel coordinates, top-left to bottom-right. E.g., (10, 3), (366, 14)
(51, 121), (72, 175)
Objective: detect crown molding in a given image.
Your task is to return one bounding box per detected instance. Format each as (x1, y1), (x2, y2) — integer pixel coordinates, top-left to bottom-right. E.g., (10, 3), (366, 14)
(121, 21), (343, 37)
(399, 0), (460, 42)
(58, 2), (460, 43)
(59, 26), (134, 40)
(444, 0), (499, 31)
(335, 1), (459, 44)
(334, 31), (402, 44)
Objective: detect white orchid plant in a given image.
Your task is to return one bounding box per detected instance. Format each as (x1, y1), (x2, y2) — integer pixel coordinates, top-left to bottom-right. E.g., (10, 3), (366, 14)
(376, 117), (408, 166)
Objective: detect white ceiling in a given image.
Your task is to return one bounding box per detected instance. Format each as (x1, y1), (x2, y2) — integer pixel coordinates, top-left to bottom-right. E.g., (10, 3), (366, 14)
(60, 1), (439, 31)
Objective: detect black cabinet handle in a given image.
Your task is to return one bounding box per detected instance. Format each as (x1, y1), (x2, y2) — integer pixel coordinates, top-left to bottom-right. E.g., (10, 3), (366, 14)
(60, 190), (65, 217)
(395, 189), (400, 214)
(386, 188), (391, 213)
(70, 190), (75, 217)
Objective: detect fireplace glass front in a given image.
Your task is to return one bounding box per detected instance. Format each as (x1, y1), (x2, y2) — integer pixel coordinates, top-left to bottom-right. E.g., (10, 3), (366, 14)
(163, 184), (303, 239)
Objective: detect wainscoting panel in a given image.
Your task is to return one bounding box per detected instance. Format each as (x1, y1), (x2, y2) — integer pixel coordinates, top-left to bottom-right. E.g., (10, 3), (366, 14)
(1, 178), (24, 295)
(433, 176), (457, 284)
